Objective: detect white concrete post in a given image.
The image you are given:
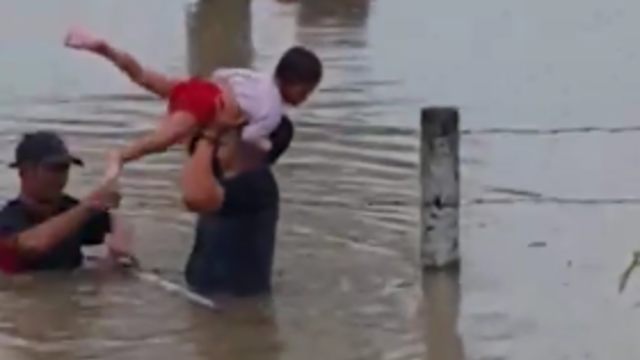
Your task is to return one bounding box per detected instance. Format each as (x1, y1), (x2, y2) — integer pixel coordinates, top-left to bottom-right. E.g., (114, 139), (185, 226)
(420, 107), (460, 269)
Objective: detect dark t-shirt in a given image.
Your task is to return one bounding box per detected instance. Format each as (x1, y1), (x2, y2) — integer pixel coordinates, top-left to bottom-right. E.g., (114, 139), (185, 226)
(184, 117), (292, 297)
(185, 168), (279, 296)
(0, 195), (111, 273)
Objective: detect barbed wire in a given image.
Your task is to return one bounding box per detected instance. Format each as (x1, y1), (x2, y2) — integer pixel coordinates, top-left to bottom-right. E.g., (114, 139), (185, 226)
(465, 197), (640, 206)
(462, 125), (640, 136)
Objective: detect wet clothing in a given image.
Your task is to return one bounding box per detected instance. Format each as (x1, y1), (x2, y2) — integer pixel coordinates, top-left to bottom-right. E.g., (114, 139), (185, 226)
(0, 195), (111, 274)
(184, 117), (293, 296)
(168, 78), (224, 126)
(185, 167), (279, 296)
(168, 70), (284, 150)
(212, 68), (284, 146)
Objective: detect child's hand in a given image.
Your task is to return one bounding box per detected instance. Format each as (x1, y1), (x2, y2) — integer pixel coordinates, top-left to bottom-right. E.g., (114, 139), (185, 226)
(64, 27), (105, 53)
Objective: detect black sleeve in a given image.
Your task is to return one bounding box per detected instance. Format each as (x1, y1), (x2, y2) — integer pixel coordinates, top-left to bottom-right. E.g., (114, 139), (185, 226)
(0, 208), (23, 238)
(267, 116), (294, 164)
(219, 169), (277, 215)
(80, 211), (112, 246)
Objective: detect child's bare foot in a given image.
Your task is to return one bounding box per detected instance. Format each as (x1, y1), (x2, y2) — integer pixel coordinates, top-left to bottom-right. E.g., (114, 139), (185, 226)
(64, 28), (106, 53)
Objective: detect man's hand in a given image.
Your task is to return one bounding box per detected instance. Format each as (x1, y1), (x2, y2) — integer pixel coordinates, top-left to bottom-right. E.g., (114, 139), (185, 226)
(82, 178), (120, 212)
(15, 169), (121, 256)
(82, 151), (124, 211)
(83, 151), (123, 211)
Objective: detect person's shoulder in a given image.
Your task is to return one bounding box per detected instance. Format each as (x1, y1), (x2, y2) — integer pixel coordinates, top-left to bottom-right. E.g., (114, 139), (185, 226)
(0, 198), (22, 217)
(223, 167), (278, 197)
(0, 198), (27, 232)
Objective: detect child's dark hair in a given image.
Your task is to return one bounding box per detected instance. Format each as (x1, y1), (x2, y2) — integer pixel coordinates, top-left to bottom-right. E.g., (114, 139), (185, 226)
(275, 46), (322, 85)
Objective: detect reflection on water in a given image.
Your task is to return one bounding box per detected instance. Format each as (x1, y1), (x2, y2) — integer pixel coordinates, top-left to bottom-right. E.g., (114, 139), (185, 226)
(186, 0), (253, 76)
(0, 271), (285, 360)
(0, 275), (93, 360)
(186, 298), (283, 360)
(297, 0), (370, 32)
(422, 270), (465, 360)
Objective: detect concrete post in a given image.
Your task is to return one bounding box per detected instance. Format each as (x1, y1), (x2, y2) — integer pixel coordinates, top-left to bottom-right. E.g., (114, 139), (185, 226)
(420, 107), (460, 269)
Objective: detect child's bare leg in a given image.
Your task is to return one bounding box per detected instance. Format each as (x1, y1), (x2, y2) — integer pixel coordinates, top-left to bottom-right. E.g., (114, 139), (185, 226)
(65, 28), (143, 82)
(117, 112), (200, 165)
(65, 28), (177, 98)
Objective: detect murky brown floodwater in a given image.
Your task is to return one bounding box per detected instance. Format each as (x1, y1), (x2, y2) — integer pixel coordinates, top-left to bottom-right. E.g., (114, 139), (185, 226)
(0, 0), (432, 359)
(4, 0), (640, 359)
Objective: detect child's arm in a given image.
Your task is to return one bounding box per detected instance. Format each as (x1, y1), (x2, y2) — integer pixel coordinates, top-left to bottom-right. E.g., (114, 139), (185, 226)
(65, 28), (178, 98)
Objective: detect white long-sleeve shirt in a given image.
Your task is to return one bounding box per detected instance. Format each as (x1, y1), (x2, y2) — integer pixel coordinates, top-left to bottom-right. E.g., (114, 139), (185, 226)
(212, 68), (283, 149)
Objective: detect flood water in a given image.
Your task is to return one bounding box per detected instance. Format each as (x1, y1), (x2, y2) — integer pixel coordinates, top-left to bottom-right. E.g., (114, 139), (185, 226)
(2, 0), (640, 359)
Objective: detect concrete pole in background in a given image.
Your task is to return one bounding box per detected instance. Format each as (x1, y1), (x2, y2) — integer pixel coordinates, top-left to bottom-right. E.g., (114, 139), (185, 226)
(420, 107), (460, 269)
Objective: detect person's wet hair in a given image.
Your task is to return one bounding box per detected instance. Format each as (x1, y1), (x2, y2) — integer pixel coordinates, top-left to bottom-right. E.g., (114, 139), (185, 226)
(274, 47), (322, 86)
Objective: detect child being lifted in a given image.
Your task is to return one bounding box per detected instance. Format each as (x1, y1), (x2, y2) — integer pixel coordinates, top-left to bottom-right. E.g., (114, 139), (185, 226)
(64, 28), (322, 172)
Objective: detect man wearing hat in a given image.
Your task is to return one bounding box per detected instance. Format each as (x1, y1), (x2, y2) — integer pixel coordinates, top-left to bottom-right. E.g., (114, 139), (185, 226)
(0, 131), (123, 274)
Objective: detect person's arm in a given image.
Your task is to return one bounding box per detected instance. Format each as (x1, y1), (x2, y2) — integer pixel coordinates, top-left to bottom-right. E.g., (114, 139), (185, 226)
(16, 205), (101, 255)
(12, 182), (118, 257)
(181, 137), (225, 213)
(65, 28), (178, 98)
(182, 134), (275, 215)
(0, 205), (97, 273)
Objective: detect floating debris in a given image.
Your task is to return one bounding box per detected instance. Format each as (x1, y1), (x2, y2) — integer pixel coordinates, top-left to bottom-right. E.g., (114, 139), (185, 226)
(619, 251), (640, 293)
(528, 241), (547, 248)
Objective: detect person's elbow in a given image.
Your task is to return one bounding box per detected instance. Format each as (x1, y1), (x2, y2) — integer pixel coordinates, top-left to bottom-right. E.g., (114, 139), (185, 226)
(16, 231), (56, 255)
(182, 192), (223, 213)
